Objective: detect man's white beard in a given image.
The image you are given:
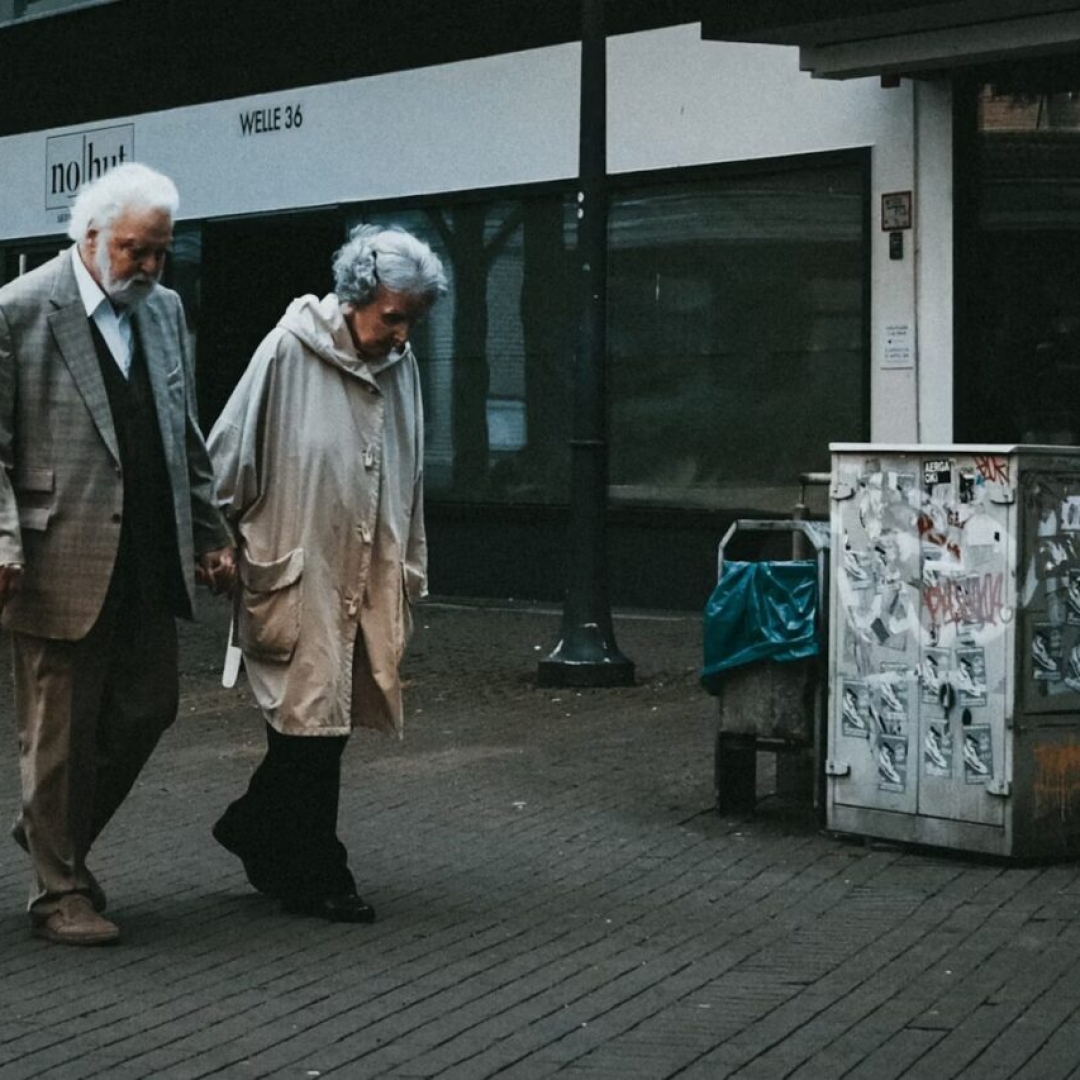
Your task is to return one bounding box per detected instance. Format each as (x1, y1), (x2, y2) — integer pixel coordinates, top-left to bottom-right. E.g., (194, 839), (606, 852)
(95, 235), (158, 309)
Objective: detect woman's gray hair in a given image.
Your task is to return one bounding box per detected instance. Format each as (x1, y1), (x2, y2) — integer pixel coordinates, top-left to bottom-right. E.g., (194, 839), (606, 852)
(67, 162), (179, 242)
(333, 224), (447, 307)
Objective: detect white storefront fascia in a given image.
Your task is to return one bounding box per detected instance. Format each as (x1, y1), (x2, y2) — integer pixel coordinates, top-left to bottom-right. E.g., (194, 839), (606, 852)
(0, 46), (581, 238)
(0, 22), (935, 442)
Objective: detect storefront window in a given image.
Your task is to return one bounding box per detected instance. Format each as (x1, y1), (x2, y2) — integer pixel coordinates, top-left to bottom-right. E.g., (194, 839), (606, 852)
(0, 238), (64, 286)
(190, 156), (867, 512)
(349, 157), (867, 512)
(195, 210), (347, 426)
(349, 199), (575, 504)
(608, 159), (868, 511)
(162, 222), (201, 337)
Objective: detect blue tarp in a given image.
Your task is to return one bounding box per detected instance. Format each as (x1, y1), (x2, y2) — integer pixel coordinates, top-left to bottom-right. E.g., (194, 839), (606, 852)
(701, 560), (819, 695)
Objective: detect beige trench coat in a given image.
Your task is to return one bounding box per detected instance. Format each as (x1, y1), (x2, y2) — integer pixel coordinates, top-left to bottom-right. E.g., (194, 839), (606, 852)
(208, 293), (427, 737)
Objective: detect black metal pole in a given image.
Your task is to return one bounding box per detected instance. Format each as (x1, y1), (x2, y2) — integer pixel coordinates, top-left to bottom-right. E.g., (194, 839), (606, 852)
(537, 0), (634, 689)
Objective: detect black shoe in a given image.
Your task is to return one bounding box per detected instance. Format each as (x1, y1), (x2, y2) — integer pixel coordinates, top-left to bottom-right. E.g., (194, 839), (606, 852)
(282, 892), (376, 924)
(211, 814), (245, 858)
(212, 816), (282, 898)
(240, 858), (283, 898)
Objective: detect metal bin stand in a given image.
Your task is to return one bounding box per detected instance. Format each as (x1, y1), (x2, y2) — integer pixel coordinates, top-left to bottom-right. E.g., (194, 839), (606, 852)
(712, 518), (831, 817)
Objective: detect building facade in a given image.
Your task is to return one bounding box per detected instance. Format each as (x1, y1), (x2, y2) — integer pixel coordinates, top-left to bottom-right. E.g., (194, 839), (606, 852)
(1, 2), (1075, 608)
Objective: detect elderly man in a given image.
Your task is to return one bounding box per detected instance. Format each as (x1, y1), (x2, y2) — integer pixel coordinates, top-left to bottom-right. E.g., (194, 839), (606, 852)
(0, 163), (234, 945)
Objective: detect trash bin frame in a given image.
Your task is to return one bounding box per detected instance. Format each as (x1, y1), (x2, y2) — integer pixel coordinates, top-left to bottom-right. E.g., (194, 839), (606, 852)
(712, 517), (831, 817)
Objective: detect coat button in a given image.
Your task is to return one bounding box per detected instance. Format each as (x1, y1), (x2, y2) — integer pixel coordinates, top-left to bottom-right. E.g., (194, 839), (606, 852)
(111, 512), (121, 523)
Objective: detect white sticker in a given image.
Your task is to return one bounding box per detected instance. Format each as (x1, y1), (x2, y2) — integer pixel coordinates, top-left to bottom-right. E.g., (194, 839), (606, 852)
(882, 323), (915, 369)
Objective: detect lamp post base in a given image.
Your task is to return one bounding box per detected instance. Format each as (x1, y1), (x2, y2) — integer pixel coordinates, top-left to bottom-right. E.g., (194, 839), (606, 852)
(537, 630), (636, 688)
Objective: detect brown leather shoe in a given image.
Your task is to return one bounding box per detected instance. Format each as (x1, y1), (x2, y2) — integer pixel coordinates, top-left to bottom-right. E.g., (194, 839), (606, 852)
(32, 894), (120, 946)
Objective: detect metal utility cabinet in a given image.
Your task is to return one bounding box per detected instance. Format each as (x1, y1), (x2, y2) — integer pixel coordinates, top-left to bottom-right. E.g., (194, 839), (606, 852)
(827, 444), (1080, 858)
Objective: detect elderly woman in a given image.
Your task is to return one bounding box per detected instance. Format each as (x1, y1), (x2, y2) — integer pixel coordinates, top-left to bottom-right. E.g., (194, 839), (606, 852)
(208, 224), (446, 923)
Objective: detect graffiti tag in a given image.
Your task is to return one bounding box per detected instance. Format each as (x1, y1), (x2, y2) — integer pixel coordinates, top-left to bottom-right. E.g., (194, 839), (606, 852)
(923, 572), (1005, 629)
(974, 455), (1009, 485)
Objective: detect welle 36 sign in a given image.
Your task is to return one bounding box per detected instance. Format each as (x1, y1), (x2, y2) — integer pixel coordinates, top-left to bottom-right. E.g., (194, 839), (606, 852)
(45, 124), (135, 214)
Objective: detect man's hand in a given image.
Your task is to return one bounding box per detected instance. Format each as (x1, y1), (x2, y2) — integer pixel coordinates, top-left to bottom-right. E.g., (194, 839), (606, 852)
(0, 563), (23, 612)
(196, 547), (236, 596)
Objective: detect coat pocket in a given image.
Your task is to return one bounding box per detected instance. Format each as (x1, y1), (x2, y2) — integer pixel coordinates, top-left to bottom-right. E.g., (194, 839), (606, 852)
(236, 547), (304, 662)
(15, 468), (54, 532)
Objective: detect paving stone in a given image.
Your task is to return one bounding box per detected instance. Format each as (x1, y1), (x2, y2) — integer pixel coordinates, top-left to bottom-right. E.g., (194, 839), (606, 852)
(5, 598), (1080, 1078)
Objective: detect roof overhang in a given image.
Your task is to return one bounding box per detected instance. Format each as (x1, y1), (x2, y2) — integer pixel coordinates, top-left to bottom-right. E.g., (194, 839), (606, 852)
(701, 1), (1080, 78)
(0, 0), (706, 138)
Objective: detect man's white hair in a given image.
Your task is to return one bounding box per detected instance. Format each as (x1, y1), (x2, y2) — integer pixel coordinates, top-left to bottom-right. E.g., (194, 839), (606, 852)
(67, 162), (179, 242)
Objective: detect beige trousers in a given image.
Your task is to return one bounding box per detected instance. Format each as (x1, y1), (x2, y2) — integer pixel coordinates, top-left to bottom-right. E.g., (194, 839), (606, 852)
(11, 570), (178, 919)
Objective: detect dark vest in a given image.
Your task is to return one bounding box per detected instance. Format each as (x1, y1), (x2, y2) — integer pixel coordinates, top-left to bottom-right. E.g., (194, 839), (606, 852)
(89, 318), (189, 617)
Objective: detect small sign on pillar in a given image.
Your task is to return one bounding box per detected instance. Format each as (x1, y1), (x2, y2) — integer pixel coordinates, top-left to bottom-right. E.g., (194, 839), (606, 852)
(882, 190), (912, 261)
(882, 323), (915, 370)
(881, 190), (913, 231)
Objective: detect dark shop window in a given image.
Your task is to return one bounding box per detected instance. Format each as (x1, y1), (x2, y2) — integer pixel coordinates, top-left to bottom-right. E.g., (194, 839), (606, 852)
(607, 157), (868, 512)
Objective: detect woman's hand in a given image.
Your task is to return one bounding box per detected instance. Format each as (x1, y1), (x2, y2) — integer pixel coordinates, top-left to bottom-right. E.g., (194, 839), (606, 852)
(197, 547), (237, 596)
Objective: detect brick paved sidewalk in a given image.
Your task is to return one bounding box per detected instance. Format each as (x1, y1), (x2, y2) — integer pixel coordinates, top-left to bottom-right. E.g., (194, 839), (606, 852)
(3, 597), (1080, 1079)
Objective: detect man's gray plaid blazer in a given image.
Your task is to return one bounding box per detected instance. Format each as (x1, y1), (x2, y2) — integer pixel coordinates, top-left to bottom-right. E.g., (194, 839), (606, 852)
(0, 247), (229, 639)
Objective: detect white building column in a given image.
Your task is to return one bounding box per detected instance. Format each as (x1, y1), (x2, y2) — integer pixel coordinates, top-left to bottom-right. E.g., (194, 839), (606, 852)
(870, 80), (917, 441)
(914, 77), (954, 442)
(869, 75), (954, 443)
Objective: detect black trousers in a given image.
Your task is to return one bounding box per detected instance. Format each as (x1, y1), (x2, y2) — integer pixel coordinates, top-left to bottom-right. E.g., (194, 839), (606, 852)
(217, 724), (355, 901)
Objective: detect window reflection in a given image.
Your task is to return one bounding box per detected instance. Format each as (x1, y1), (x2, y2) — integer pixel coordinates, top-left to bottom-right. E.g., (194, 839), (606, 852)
(348, 160), (867, 512)
(979, 86), (1080, 133)
(183, 157), (867, 512)
(608, 163), (867, 511)
(349, 200), (574, 504)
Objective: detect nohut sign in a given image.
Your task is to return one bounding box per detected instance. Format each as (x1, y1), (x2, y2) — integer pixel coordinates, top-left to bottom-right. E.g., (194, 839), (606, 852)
(45, 123), (134, 211)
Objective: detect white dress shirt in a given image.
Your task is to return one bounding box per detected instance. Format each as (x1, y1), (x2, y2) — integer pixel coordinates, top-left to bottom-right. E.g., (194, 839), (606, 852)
(71, 245), (132, 378)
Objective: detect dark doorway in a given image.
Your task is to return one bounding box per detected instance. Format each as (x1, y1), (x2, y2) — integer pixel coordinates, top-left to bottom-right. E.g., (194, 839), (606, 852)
(197, 209), (345, 426)
(956, 69), (1080, 444)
